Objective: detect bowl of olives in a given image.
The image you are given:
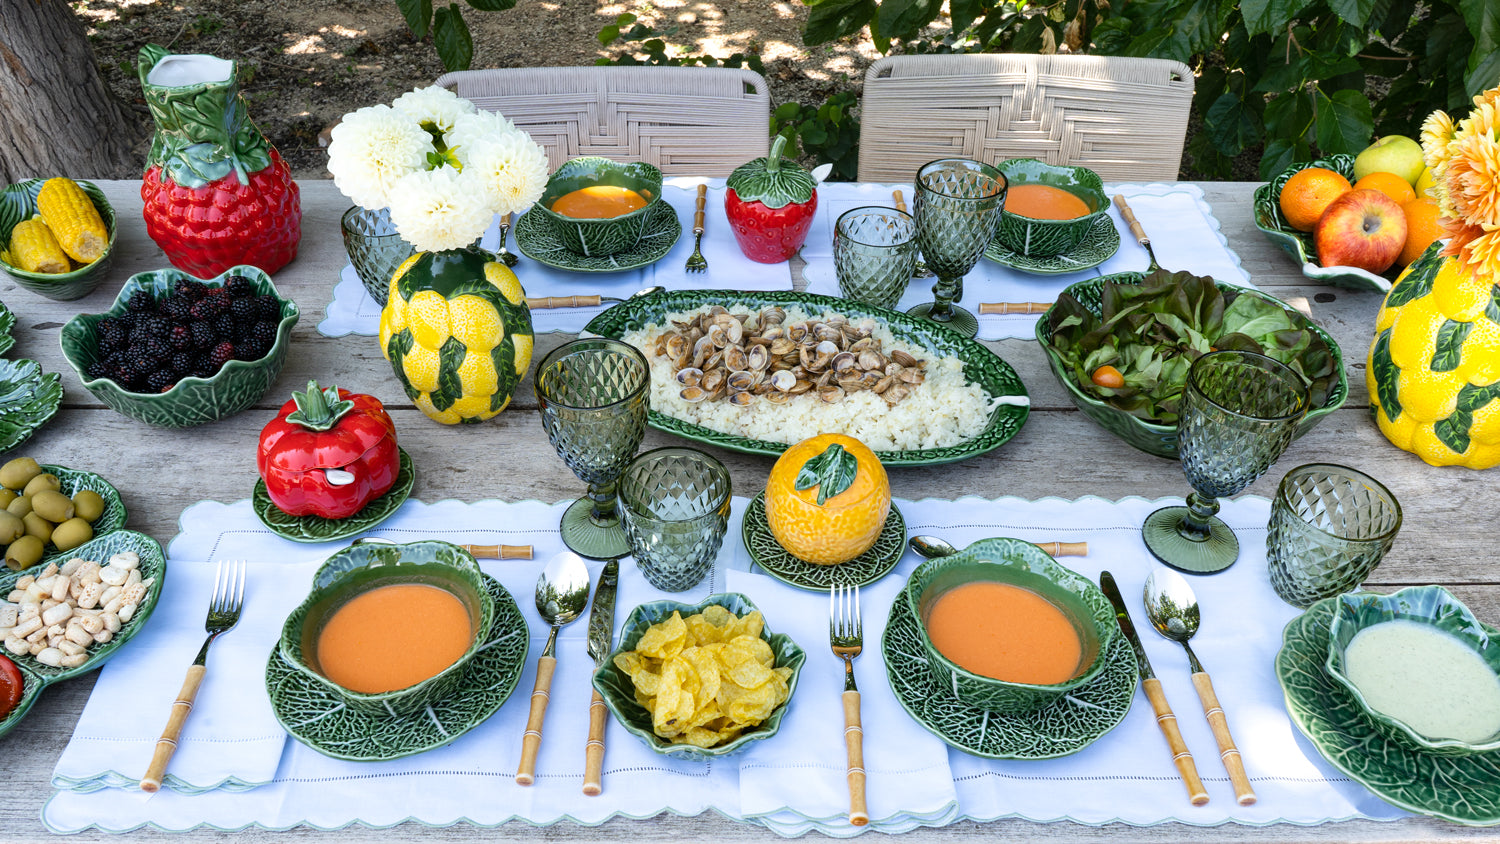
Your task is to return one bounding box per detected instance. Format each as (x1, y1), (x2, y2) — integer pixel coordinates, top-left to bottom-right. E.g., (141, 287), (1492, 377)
(0, 457), (126, 571)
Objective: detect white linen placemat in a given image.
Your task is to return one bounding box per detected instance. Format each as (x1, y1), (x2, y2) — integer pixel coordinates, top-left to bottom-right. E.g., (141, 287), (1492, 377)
(801, 183), (1252, 341)
(317, 178), (795, 337)
(45, 495), (1408, 835)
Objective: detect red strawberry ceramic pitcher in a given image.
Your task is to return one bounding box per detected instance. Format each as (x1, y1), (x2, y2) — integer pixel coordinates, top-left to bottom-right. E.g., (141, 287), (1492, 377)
(138, 45), (300, 277)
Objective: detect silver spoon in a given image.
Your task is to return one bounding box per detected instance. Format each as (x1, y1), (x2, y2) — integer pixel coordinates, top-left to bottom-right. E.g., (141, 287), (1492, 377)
(496, 213), (519, 267)
(516, 551), (590, 786)
(1143, 568), (1257, 806)
(908, 534), (1089, 558)
(524, 285), (665, 310)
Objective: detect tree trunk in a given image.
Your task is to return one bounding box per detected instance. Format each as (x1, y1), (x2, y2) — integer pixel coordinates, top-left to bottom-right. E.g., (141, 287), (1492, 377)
(0, 0), (146, 182)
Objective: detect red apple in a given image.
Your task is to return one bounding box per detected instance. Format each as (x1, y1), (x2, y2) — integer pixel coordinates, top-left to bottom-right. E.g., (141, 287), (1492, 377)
(1313, 189), (1408, 274)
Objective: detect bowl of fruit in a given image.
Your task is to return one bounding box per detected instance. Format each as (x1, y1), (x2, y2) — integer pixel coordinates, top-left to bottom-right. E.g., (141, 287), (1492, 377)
(1253, 139), (1438, 294)
(0, 178), (117, 301)
(59, 266), (299, 428)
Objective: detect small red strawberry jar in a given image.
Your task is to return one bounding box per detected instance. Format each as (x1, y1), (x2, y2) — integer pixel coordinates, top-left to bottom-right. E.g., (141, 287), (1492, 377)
(138, 45), (300, 278)
(724, 135), (818, 263)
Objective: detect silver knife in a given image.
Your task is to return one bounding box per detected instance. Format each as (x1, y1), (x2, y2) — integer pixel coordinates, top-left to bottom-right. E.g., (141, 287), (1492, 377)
(582, 557), (618, 796)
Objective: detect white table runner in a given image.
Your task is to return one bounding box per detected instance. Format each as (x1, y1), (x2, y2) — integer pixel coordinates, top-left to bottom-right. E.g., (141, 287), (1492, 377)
(45, 495), (1406, 835)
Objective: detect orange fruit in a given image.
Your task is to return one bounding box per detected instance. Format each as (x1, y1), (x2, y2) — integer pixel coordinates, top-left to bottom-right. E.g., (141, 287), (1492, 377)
(1353, 171), (1417, 206)
(1398, 197), (1441, 267)
(1279, 167), (1351, 232)
(765, 433), (890, 565)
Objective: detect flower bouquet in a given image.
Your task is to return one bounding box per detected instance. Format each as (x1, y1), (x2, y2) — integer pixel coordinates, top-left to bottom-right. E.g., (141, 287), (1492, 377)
(1420, 85), (1500, 279)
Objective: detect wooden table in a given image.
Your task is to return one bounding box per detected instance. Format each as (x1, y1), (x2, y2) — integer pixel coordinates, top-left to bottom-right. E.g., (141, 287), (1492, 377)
(0, 180), (1491, 842)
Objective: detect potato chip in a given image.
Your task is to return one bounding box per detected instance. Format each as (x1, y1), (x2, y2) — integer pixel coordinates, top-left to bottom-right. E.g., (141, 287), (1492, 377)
(684, 646), (722, 708)
(684, 613), (724, 646)
(730, 610), (765, 641)
(637, 611), (688, 659)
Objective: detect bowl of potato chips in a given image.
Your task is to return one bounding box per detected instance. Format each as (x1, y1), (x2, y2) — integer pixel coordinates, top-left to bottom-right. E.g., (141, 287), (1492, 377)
(592, 593), (805, 759)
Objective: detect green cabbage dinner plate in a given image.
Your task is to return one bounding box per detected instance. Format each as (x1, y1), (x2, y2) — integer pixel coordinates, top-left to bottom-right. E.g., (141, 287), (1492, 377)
(0, 300), (15, 357)
(741, 491), (906, 590)
(515, 199), (681, 273)
(584, 289), (1029, 466)
(0, 358), (63, 453)
(883, 577), (1137, 758)
(1276, 596), (1500, 825)
(265, 572), (527, 762)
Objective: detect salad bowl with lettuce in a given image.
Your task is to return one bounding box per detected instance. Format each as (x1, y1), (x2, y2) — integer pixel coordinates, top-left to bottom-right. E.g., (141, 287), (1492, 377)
(1037, 271), (1347, 458)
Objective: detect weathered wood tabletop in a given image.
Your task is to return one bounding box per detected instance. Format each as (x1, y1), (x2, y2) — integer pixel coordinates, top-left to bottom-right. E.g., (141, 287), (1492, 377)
(0, 180), (1492, 841)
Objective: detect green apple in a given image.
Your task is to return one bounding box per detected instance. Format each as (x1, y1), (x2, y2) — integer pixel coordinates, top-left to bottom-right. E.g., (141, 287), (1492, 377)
(1352, 135), (1425, 187)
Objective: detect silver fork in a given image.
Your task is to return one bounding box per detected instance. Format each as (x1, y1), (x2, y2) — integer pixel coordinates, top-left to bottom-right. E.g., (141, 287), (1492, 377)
(830, 583), (869, 826)
(685, 184), (708, 273)
(140, 560), (246, 792)
(496, 213), (519, 267)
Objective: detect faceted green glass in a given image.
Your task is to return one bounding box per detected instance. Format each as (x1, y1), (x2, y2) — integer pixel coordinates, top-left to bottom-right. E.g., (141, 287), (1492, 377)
(341, 206), (415, 306)
(907, 158), (1007, 338)
(834, 206), (918, 310)
(1143, 350), (1309, 574)
(535, 339), (650, 559)
(618, 447), (732, 592)
(1267, 463), (1401, 608)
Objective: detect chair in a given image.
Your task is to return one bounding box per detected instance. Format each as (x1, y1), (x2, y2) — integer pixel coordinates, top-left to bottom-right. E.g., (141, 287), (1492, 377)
(434, 66), (771, 177)
(856, 54), (1195, 183)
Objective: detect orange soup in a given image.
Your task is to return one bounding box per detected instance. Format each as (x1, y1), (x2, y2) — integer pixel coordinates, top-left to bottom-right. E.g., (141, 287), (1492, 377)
(924, 582), (1084, 684)
(1005, 184), (1093, 220)
(551, 185), (649, 219)
(316, 583), (474, 694)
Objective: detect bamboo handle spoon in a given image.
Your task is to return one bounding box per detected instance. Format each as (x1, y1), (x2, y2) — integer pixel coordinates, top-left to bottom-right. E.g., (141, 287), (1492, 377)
(525, 285), (665, 310)
(1112, 194), (1162, 271)
(1144, 568), (1257, 806)
(353, 537), (532, 559)
(907, 534), (1087, 558)
(978, 302), (1053, 315)
(516, 551), (590, 786)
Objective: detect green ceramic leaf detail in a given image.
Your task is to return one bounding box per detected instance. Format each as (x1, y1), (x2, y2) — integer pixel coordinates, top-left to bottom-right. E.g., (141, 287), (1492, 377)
(386, 329), (419, 401)
(284, 381), (354, 431)
(139, 44), (273, 186)
(985, 214), (1120, 274)
(1384, 253), (1438, 308)
(489, 339), (517, 413)
(725, 135), (816, 208)
(252, 448), (414, 543)
(1435, 408), (1473, 454)
(1369, 328), (1402, 421)
(1487, 283), (1500, 326)
(433, 336), (467, 411)
(795, 443), (857, 505)
(741, 492), (905, 591)
(513, 202), (681, 273)
(1430, 319), (1472, 373)
(0, 359), (62, 452)
(0, 300), (16, 357)
(1457, 381), (1500, 413)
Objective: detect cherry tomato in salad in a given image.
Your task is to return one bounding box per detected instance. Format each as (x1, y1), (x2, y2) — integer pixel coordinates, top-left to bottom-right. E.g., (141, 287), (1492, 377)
(0, 654), (23, 720)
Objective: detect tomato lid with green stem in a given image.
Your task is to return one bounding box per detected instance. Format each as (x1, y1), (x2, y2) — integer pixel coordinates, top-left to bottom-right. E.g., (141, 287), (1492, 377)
(726, 135), (817, 209)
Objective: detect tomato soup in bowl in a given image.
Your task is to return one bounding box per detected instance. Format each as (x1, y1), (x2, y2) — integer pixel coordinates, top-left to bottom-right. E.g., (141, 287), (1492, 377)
(533, 157), (664, 257)
(994, 158), (1108, 258)
(278, 540), (494, 716)
(905, 538), (1117, 713)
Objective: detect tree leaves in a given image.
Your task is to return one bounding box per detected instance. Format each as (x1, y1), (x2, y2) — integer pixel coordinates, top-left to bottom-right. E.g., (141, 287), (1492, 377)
(397, 0), (433, 39)
(433, 4), (474, 72)
(1313, 88), (1373, 156)
(803, 0), (877, 45)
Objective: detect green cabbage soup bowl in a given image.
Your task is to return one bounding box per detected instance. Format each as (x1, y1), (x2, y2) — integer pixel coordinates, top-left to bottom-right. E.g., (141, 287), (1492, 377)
(592, 592), (806, 760)
(1326, 586), (1500, 757)
(1037, 270), (1347, 459)
(278, 540), (494, 717)
(532, 157), (665, 257)
(905, 538), (1116, 713)
(993, 159), (1108, 258)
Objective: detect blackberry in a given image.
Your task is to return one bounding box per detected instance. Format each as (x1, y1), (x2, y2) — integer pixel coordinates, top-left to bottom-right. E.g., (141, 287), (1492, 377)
(125, 354), (155, 389)
(192, 356), (217, 379)
(143, 335), (171, 359)
(255, 295), (281, 321)
(168, 324), (193, 351)
(173, 278), (209, 300)
(249, 319), (278, 347)
(160, 296), (192, 323)
(208, 341), (235, 370)
(225, 275), (257, 298)
(190, 320), (216, 350)
(229, 297), (257, 324)
(169, 350), (197, 377)
(146, 369), (175, 393)
(188, 297), (225, 320)
(212, 313), (237, 340)
(126, 291), (156, 313)
(97, 319), (128, 353)
(86, 361), (111, 380)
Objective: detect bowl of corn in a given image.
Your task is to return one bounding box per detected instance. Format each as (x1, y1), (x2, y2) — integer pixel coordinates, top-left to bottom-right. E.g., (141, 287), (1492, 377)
(0, 178), (117, 301)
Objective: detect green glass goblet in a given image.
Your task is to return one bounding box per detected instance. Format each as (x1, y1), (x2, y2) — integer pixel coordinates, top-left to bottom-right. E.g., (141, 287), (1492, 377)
(834, 206), (919, 310)
(341, 206), (415, 306)
(1143, 350), (1310, 574)
(535, 338), (651, 560)
(907, 158), (1007, 338)
(618, 447), (733, 592)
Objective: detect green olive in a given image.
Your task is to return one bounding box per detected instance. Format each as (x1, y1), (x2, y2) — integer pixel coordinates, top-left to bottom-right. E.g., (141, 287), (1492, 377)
(23, 473), (60, 497)
(0, 489), (16, 510)
(72, 490), (105, 523)
(0, 458), (41, 491)
(22, 511), (53, 544)
(30, 489), (74, 523)
(5, 535), (43, 571)
(7, 496), (32, 518)
(0, 511), (23, 545)
(50, 518), (92, 553)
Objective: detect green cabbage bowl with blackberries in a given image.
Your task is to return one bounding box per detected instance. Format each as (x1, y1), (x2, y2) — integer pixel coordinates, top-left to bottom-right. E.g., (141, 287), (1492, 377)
(1037, 270), (1347, 459)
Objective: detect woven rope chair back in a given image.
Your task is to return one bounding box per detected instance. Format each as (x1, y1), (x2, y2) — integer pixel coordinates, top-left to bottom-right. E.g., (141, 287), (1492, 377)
(857, 54), (1194, 183)
(435, 66), (771, 177)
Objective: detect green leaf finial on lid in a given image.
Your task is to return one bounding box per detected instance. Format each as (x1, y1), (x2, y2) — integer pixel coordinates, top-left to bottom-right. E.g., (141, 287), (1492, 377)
(794, 443), (857, 505)
(725, 134), (817, 210)
(285, 381), (355, 432)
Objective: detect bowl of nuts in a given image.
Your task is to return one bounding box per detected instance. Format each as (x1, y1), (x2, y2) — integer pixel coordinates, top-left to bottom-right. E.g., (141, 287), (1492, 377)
(59, 265), (299, 428)
(0, 529), (166, 737)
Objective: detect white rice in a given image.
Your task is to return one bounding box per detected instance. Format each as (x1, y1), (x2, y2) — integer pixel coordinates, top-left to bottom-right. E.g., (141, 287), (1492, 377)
(621, 305), (996, 451)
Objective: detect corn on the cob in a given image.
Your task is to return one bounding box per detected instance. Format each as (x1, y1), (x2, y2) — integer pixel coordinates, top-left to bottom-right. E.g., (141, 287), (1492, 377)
(7, 218), (71, 274)
(36, 178), (107, 264)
